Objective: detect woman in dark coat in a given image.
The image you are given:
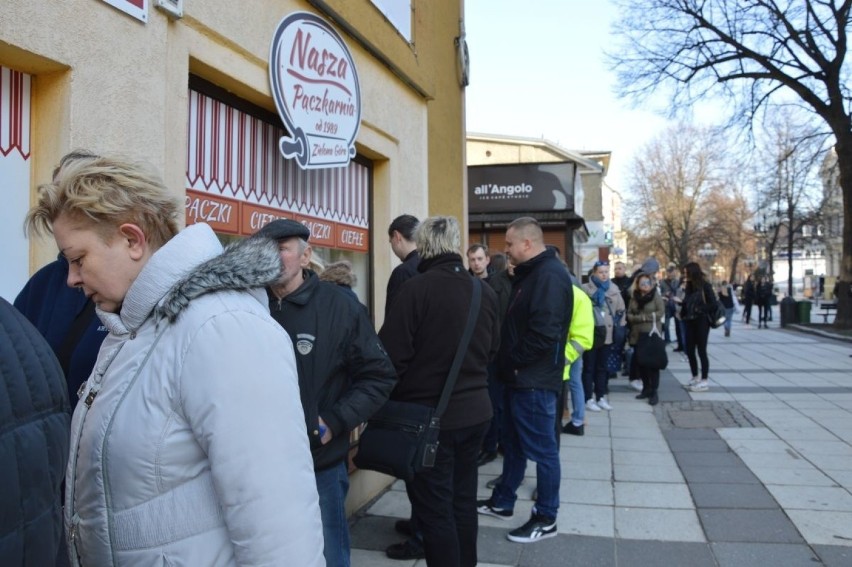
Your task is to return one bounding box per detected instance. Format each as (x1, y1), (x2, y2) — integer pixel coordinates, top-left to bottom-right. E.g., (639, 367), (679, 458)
(680, 262), (718, 392)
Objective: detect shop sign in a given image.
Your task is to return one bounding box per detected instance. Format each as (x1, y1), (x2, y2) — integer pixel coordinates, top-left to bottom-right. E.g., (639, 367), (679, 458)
(100, 0), (148, 22)
(269, 12), (361, 170)
(185, 191), (368, 252)
(468, 162), (576, 214)
(185, 191), (239, 234)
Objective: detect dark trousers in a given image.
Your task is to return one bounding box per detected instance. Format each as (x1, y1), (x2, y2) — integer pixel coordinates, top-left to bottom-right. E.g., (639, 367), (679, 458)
(743, 301), (753, 324)
(582, 347), (608, 401)
(758, 304), (771, 325)
(482, 362), (503, 453)
(408, 421), (489, 567)
(675, 317), (685, 349)
(683, 317), (710, 379)
(630, 348), (660, 395)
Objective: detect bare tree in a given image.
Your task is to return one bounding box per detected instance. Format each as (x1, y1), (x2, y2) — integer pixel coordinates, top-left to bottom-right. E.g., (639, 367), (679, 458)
(610, 0), (852, 327)
(753, 112), (826, 297)
(624, 123), (742, 266)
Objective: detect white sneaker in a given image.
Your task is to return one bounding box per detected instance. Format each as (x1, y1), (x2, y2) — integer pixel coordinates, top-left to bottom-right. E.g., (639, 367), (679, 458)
(688, 380), (709, 392)
(684, 377), (701, 389)
(586, 399), (601, 412)
(597, 397), (613, 411)
(629, 380), (643, 392)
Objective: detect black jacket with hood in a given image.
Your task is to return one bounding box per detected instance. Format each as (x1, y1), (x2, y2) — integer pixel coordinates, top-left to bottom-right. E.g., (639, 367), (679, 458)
(498, 248), (574, 391)
(268, 270), (397, 471)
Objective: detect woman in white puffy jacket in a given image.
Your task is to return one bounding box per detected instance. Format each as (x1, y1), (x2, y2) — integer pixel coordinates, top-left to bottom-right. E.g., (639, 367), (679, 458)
(26, 153), (325, 567)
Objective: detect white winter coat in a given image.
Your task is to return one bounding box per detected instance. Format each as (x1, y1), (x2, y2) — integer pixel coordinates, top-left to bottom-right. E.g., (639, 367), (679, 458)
(65, 223), (325, 566)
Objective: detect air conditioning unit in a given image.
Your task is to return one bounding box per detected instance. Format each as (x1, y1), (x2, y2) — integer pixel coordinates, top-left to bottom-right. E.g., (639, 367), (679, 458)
(156, 0), (183, 19)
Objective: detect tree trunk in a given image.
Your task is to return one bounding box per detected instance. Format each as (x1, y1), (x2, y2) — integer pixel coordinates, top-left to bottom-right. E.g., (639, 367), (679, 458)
(833, 135), (852, 329)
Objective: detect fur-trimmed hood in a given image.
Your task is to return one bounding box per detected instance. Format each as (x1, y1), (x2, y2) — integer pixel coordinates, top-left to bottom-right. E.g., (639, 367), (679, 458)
(156, 233), (281, 323)
(97, 224), (282, 335)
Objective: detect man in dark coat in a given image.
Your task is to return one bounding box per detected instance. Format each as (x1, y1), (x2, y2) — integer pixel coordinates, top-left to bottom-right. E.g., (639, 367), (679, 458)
(0, 298), (71, 565)
(256, 219), (397, 567)
(386, 214), (420, 314)
(14, 257), (108, 409)
(478, 217), (573, 544)
(380, 216), (500, 567)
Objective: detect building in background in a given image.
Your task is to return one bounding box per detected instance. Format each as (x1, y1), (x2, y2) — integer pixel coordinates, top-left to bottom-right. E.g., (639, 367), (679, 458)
(466, 133), (607, 276)
(0, 0), (467, 512)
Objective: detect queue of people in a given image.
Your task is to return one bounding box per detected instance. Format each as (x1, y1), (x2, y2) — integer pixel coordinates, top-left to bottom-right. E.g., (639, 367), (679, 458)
(3, 149), (744, 567)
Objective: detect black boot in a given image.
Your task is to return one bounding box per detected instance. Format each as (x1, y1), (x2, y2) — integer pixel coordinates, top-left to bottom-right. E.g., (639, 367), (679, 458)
(648, 393), (659, 406)
(635, 392), (649, 400)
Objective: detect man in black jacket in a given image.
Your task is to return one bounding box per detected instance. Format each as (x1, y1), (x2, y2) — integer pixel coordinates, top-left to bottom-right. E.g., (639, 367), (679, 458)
(380, 216), (500, 567)
(0, 298), (71, 566)
(386, 214), (420, 314)
(477, 217), (573, 544)
(255, 219), (397, 567)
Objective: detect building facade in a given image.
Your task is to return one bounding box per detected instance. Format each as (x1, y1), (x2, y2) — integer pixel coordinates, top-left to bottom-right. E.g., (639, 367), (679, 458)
(1, 0), (467, 511)
(465, 133), (607, 276)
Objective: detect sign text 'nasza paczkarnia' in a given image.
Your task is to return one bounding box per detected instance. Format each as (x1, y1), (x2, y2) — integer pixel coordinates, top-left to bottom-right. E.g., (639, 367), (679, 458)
(269, 12), (361, 170)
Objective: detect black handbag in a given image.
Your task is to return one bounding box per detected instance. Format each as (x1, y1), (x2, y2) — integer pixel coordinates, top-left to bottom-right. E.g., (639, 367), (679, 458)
(703, 287), (727, 329)
(635, 313), (668, 370)
(353, 279), (482, 482)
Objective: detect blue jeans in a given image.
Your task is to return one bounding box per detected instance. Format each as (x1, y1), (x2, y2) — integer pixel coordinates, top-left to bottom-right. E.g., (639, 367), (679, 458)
(482, 362), (503, 453)
(724, 307), (735, 332)
(315, 460), (350, 567)
(567, 358), (584, 426)
(492, 388), (560, 519)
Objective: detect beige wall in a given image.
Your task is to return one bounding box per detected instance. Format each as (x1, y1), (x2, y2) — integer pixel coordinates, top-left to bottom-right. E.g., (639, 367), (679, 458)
(1, 0), (466, 512)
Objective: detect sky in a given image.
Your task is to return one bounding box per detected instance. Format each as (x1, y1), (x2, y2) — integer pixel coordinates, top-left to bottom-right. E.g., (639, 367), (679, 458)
(463, 0), (673, 194)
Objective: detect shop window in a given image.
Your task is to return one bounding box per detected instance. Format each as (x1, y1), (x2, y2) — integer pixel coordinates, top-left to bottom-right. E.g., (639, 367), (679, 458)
(0, 65), (31, 301)
(184, 79), (373, 309)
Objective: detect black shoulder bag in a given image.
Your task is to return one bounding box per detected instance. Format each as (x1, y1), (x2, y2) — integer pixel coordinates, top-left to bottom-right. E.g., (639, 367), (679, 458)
(354, 279), (482, 482)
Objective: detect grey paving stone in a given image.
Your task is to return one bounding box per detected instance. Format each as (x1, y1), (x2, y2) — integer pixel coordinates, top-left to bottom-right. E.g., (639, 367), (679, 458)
(517, 534), (614, 567)
(766, 485), (852, 512)
(710, 542), (821, 567)
(680, 465), (762, 484)
(616, 540), (715, 567)
(813, 544), (852, 567)
(477, 525), (523, 566)
(689, 483), (778, 509)
(784, 509), (852, 545)
(349, 515), (409, 552)
(663, 428), (722, 441)
(674, 451), (745, 468)
(698, 509), (804, 543)
(666, 439), (731, 453)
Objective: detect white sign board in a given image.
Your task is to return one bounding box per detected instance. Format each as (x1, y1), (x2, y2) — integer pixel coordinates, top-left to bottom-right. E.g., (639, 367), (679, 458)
(269, 12), (361, 169)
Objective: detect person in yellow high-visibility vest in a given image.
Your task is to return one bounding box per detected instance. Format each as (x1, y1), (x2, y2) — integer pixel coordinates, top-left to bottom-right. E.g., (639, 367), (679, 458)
(562, 283), (595, 435)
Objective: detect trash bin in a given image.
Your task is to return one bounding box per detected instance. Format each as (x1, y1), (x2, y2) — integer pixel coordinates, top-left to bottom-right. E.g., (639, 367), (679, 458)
(780, 297), (797, 327)
(797, 300), (812, 324)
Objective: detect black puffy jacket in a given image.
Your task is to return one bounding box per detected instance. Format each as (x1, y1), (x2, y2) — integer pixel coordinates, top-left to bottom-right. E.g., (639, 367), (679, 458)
(0, 298), (71, 565)
(268, 271), (397, 471)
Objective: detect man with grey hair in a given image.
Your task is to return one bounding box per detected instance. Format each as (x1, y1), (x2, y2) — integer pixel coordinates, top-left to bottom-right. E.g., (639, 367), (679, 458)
(478, 216), (573, 544)
(380, 216), (500, 567)
(256, 219), (397, 567)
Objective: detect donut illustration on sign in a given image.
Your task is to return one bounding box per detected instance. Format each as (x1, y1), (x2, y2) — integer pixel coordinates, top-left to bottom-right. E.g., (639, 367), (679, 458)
(269, 12), (361, 169)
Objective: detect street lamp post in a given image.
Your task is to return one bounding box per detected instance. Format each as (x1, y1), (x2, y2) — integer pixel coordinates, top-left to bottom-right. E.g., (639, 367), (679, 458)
(698, 243), (718, 281)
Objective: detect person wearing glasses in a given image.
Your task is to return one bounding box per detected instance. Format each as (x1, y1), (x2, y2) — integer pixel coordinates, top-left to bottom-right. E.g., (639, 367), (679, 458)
(626, 273), (666, 405)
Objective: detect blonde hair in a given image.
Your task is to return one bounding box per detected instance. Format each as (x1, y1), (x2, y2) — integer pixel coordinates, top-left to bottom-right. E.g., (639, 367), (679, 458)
(416, 216), (460, 259)
(26, 153), (180, 249)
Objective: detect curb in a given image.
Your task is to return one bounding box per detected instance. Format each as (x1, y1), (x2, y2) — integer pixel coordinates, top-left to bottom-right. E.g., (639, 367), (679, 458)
(785, 323), (852, 343)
